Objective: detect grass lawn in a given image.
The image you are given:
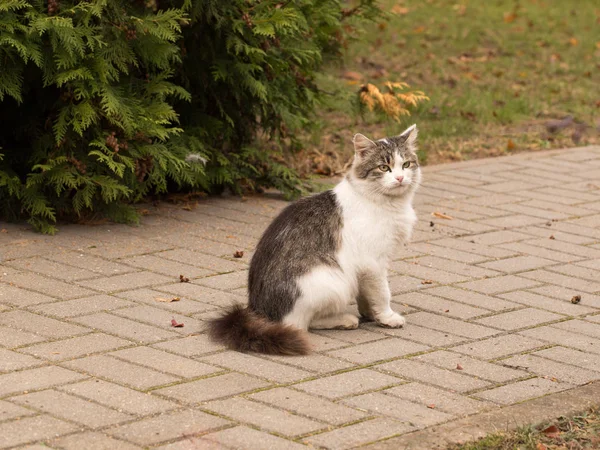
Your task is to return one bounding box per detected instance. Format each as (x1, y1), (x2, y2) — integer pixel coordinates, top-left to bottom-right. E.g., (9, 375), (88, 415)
(293, 0), (599, 174)
(450, 407), (600, 450)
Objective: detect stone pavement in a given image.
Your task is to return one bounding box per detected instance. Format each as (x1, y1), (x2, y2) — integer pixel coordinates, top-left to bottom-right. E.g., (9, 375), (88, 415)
(1, 146), (600, 450)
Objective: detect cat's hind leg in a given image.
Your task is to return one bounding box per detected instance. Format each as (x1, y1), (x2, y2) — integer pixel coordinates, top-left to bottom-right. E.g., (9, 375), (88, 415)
(283, 265), (355, 331)
(309, 313), (359, 330)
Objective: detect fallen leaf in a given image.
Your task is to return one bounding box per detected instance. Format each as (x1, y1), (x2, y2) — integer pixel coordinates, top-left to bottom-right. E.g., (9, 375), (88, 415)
(571, 295), (581, 304)
(456, 363), (464, 370)
(429, 221), (435, 227)
(426, 404), (435, 409)
(171, 318), (184, 328)
(51, 352), (61, 355)
(179, 275), (190, 283)
(542, 424), (560, 438)
(569, 37), (578, 46)
(233, 250), (244, 258)
(503, 11), (517, 23)
(139, 209), (150, 216)
(506, 139), (516, 151)
(537, 443), (548, 450)
(413, 25), (426, 33)
(546, 221), (552, 226)
(421, 279), (434, 285)
(391, 5), (409, 14)
(155, 297), (180, 303)
(444, 309), (450, 313)
(432, 212), (453, 220)
(181, 204), (193, 211)
(549, 235), (555, 240)
(0, 229), (7, 233)
(342, 71), (363, 81)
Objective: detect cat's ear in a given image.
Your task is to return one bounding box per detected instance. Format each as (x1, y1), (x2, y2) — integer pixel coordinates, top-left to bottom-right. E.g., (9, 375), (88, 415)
(353, 133), (376, 157)
(398, 124), (418, 148)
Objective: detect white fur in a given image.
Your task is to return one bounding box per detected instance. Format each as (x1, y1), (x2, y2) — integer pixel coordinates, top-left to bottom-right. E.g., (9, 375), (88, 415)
(283, 170), (419, 331)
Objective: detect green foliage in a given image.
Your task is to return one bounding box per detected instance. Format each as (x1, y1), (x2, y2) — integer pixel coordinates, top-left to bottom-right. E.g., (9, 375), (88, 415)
(0, 0), (382, 233)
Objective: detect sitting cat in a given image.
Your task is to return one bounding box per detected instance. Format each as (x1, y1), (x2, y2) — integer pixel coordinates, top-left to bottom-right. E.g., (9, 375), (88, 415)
(209, 124), (421, 355)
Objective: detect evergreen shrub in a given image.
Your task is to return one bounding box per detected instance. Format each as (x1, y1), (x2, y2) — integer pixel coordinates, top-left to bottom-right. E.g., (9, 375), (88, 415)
(0, 0), (381, 233)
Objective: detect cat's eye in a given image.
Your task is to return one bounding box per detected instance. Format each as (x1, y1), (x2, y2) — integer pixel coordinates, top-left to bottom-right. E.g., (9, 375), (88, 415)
(402, 161), (411, 169)
(378, 165), (391, 172)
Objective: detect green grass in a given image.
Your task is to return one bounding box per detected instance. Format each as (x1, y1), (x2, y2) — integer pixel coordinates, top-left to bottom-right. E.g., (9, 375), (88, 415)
(293, 0), (599, 173)
(450, 407), (600, 450)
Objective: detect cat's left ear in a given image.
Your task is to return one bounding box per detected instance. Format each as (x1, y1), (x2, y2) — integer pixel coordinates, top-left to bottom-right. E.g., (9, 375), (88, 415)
(398, 124), (418, 148)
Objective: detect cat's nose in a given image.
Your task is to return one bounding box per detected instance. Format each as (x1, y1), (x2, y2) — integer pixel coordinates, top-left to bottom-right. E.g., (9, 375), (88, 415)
(395, 176), (404, 183)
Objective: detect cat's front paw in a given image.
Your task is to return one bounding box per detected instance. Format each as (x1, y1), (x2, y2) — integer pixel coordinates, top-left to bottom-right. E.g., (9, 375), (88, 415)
(375, 312), (406, 328)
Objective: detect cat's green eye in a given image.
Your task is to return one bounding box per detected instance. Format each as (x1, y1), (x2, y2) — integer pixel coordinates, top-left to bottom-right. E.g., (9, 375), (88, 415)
(402, 161), (411, 169)
(378, 165), (391, 172)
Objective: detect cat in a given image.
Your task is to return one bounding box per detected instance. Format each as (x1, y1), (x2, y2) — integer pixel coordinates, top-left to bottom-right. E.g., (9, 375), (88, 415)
(208, 124), (421, 355)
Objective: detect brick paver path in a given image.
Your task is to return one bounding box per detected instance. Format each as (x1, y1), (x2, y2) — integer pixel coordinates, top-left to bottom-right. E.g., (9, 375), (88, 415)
(1, 146), (600, 449)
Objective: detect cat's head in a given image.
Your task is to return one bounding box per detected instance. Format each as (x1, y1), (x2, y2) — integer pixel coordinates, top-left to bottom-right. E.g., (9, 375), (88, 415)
(349, 124), (421, 198)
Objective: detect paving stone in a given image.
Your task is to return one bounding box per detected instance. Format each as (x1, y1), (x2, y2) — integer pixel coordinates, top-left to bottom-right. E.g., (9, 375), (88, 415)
(474, 377), (572, 405)
(108, 409), (229, 447)
(7, 257), (98, 281)
(390, 260), (469, 284)
(28, 295), (134, 318)
(110, 346), (220, 378)
(423, 286), (519, 311)
(370, 322), (466, 347)
(499, 291), (597, 316)
(376, 359), (490, 393)
(45, 251), (136, 276)
(111, 305), (204, 335)
(250, 387), (365, 425)
(115, 288), (217, 315)
(293, 369), (402, 399)
(0, 415), (78, 448)
(518, 269), (600, 294)
(586, 314), (600, 323)
(450, 334), (547, 360)
(64, 355), (179, 390)
(547, 264), (600, 283)
(0, 326), (46, 349)
(393, 292), (488, 319)
(388, 274), (428, 294)
(154, 437), (226, 450)
(409, 243), (491, 264)
(412, 350), (528, 383)
(479, 256), (557, 273)
(475, 308), (563, 330)
(72, 312), (177, 343)
(414, 256), (499, 279)
(313, 327), (386, 345)
(77, 271), (173, 293)
(0, 272), (96, 299)
(0, 310), (90, 339)
(326, 337), (429, 364)
(406, 312), (498, 339)
(0, 399), (37, 422)
(51, 432), (142, 450)
(204, 397), (324, 437)
(304, 417), (415, 449)
(0, 285), (57, 307)
(533, 346), (600, 373)
(20, 333), (131, 361)
(85, 237), (174, 260)
(479, 214), (547, 228)
(0, 366), (86, 397)
(518, 226), (594, 245)
(526, 237), (600, 260)
(154, 373), (270, 403)
(202, 426), (305, 450)
(456, 275), (541, 295)
(466, 230), (532, 246)
(529, 285), (600, 308)
(551, 319), (600, 339)
(498, 241), (584, 263)
(158, 249), (247, 274)
(520, 326), (600, 355)
(10, 389), (133, 428)
(263, 353), (353, 374)
(119, 254), (214, 279)
(494, 203), (569, 221)
(501, 354), (600, 384)
(0, 348), (43, 372)
(152, 334), (224, 357)
(58, 379), (179, 416)
(383, 383), (494, 416)
(200, 351), (312, 382)
(344, 392), (454, 427)
(154, 283), (244, 307)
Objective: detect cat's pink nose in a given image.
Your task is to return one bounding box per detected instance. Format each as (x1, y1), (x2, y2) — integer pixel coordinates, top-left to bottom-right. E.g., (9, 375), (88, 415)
(395, 176), (404, 183)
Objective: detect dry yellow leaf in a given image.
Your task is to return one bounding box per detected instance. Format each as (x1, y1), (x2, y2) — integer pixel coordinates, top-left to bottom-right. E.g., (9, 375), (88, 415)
(155, 297), (181, 303)
(432, 211), (453, 220)
(569, 37), (578, 46)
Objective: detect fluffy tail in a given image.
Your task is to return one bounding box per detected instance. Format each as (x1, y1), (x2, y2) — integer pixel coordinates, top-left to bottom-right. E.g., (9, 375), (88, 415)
(208, 304), (311, 355)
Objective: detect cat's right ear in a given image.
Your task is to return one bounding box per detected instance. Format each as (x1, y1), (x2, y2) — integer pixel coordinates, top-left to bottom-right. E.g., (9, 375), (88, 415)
(353, 133), (376, 158)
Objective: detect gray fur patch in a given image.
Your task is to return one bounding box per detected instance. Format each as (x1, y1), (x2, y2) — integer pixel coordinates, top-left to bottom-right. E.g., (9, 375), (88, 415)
(248, 190), (342, 321)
